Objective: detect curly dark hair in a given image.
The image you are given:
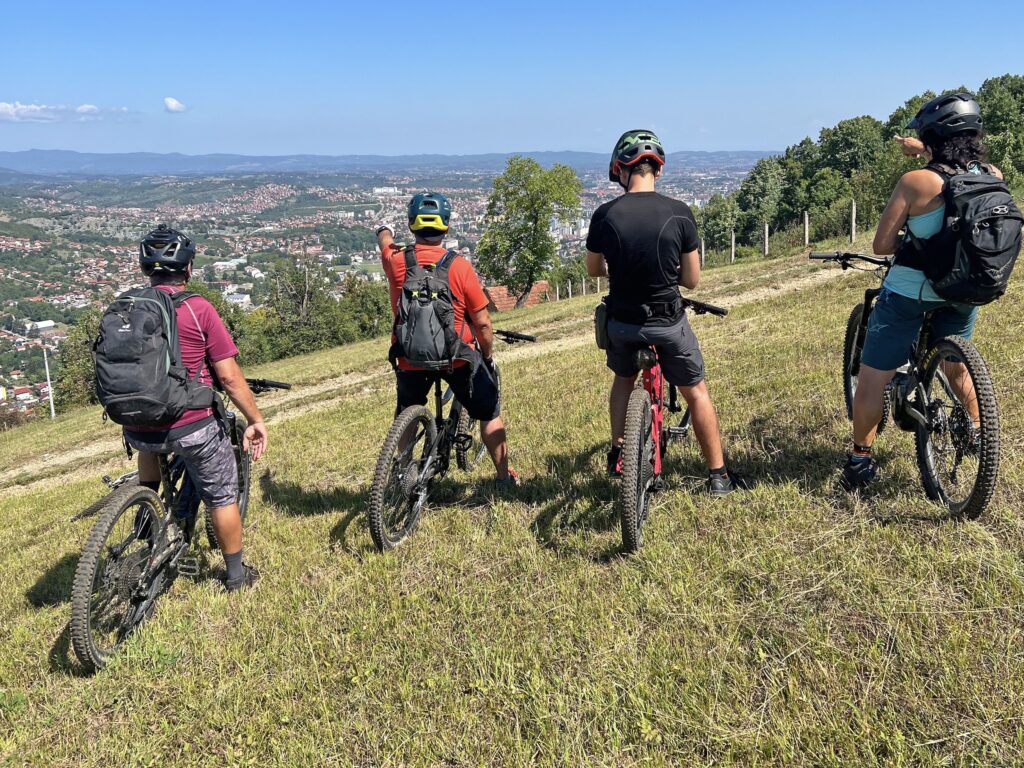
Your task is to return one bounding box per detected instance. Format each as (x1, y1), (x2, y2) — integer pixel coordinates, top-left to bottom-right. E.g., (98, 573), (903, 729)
(924, 131), (989, 168)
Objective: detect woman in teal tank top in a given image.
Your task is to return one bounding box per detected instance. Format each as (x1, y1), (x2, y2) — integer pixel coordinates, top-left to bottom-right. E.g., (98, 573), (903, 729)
(839, 92), (1004, 492)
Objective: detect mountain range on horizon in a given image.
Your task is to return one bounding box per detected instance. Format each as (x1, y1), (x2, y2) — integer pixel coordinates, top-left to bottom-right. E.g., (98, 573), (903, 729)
(0, 148), (776, 178)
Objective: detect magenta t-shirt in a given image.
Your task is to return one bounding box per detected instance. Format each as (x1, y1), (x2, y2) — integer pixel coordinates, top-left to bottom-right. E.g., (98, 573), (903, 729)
(125, 285), (239, 433)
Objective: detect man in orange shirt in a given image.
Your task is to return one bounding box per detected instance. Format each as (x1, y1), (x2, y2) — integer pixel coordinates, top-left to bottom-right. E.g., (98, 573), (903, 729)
(375, 192), (518, 488)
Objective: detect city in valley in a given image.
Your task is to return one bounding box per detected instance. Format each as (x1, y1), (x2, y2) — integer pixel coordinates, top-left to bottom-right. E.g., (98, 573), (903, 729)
(0, 151), (766, 418)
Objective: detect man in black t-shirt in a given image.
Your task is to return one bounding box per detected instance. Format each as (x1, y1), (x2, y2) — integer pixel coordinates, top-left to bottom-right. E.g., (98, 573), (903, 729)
(586, 129), (740, 496)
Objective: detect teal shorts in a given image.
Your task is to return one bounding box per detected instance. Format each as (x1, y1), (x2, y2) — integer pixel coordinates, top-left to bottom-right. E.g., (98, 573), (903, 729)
(861, 287), (979, 371)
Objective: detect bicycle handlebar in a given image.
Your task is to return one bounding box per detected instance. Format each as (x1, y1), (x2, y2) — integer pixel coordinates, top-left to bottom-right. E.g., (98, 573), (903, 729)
(246, 378), (292, 393)
(494, 328), (538, 343)
(809, 251), (892, 268)
(681, 297), (728, 317)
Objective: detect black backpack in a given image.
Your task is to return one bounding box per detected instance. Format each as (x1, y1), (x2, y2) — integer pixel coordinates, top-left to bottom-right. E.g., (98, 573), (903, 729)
(94, 288), (214, 426)
(905, 163), (1023, 305)
(389, 246), (475, 371)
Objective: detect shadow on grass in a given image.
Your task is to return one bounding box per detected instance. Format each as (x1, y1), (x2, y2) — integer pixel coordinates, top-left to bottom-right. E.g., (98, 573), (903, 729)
(528, 443), (620, 552)
(47, 622), (89, 677)
(26, 553), (79, 608)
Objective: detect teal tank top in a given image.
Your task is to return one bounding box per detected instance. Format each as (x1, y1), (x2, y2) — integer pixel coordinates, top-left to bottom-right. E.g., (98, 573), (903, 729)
(884, 164), (983, 302)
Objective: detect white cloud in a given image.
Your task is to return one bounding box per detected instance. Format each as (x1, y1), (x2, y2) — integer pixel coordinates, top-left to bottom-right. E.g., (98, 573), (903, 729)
(0, 101), (128, 123)
(163, 97), (187, 113)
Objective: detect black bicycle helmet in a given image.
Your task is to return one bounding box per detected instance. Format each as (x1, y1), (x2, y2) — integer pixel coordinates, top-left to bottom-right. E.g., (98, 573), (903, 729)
(906, 92), (983, 139)
(139, 224), (196, 276)
(609, 129), (666, 183)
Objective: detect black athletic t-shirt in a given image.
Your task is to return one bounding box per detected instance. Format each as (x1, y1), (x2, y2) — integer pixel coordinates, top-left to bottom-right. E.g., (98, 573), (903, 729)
(586, 192), (700, 319)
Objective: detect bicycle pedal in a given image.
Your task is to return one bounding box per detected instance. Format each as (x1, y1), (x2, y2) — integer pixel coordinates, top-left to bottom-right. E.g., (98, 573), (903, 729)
(177, 556), (201, 578)
(665, 426), (690, 442)
(652, 476), (665, 492)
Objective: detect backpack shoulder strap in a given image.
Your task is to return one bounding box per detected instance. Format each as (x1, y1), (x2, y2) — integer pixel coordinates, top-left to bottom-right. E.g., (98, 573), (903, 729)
(433, 250), (458, 279)
(926, 162), (958, 180)
(404, 245), (419, 271)
(171, 290), (200, 306)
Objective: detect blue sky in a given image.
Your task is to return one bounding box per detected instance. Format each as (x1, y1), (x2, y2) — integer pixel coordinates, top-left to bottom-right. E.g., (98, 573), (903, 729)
(0, 0), (1021, 156)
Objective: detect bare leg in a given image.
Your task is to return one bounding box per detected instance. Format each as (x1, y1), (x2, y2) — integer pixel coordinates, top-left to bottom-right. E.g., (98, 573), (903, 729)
(941, 360), (980, 425)
(678, 380), (725, 469)
(852, 365), (897, 447)
(610, 374), (638, 446)
(209, 502), (243, 555)
(481, 417), (510, 480)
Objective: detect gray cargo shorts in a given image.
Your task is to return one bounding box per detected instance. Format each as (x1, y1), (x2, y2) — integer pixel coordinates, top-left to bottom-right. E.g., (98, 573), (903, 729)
(125, 419), (238, 509)
(606, 314), (706, 387)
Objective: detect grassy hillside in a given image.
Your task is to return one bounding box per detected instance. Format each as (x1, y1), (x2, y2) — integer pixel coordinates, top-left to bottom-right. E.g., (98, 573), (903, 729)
(2, 244), (1023, 766)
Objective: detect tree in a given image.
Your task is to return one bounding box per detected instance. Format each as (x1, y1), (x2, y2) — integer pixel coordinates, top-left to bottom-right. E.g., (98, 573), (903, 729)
(978, 75), (1024, 137)
(883, 91), (936, 139)
(54, 308), (101, 412)
(477, 156), (582, 308)
(264, 257), (357, 356)
(818, 116), (885, 176)
(736, 157), (785, 241)
(699, 194), (740, 251)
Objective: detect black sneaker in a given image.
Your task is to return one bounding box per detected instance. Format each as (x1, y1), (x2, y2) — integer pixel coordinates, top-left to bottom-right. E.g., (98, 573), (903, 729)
(839, 455), (878, 491)
(709, 470), (746, 498)
(607, 446), (622, 478)
(224, 563), (260, 593)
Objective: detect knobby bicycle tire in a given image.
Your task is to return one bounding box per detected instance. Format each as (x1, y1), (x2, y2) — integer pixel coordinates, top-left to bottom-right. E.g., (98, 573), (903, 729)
(914, 335), (1000, 519)
(455, 407), (484, 472)
(74, 477), (138, 522)
(368, 406), (437, 552)
(206, 418), (252, 551)
(842, 303), (888, 435)
(619, 387), (653, 554)
(70, 484), (164, 673)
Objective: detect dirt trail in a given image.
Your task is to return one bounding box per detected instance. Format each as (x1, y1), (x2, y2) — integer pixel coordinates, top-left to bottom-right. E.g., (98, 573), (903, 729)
(1, 266), (843, 493)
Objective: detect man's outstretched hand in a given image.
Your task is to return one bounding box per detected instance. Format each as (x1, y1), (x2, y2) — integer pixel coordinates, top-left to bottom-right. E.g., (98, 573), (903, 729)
(894, 135), (927, 158)
(244, 421), (269, 462)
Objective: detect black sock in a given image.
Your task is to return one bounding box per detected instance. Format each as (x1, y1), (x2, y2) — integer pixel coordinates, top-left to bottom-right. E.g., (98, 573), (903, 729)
(224, 550), (244, 581)
(709, 466), (728, 478)
(140, 480), (160, 493)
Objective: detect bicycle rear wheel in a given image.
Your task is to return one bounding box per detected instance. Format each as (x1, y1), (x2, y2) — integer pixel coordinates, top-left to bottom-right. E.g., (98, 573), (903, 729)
(205, 418), (252, 550)
(619, 387), (654, 554)
(843, 303), (888, 434)
(70, 485), (164, 673)
(368, 406), (437, 552)
(914, 336), (1000, 519)
(455, 406), (485, 472)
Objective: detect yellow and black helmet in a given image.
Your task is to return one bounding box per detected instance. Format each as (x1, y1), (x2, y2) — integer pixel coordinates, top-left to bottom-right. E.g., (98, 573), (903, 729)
(139, 224), (196, 276)
(408, 192), (452, 236)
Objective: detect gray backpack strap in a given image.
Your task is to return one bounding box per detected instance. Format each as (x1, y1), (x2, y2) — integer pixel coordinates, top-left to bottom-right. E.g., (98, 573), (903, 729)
(404, 245), (419, 271)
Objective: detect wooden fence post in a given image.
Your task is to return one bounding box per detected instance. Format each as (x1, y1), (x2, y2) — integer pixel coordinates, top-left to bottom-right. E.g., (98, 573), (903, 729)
(555, 284), (559, 301)
(763, 222), (769, 257)
(568, 280), (573, 299)
(596, 277), (601, 293)
(731, 230), (736, 263)
(582, 277), (587, 296)
(804, 210), (809, 247)
(700, 238), (706, 268)
(850, 199), (857, 243)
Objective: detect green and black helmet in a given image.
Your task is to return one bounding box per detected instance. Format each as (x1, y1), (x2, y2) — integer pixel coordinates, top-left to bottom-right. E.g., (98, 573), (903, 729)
(408, 192), (452, 236)
(609, 129), (666, 183)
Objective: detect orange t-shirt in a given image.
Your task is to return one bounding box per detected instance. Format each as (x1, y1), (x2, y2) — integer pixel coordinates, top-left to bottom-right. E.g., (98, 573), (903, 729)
(383, 244), (489, 371)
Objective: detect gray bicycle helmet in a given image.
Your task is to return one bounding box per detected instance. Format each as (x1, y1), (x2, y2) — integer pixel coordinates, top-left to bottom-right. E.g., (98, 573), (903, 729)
(139, 224), (196, 276)
(907, 92), (983, 139)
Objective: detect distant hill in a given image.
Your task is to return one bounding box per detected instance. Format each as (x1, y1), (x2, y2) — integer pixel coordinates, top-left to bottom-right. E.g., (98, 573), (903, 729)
(0, 148), (776, 177)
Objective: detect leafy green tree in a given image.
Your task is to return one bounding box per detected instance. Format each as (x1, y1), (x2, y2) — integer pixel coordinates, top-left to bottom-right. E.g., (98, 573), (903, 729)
(736, 157), (785, 241)
(807, 168), (850, 212)
(54, 308), (101, 412)
(339, 274), (391, 338)
(264, 258), (357, 356)
(699, 194), (740, 251)
(818, 116), (885, 175)
(884, 91), (936, 139)
(978, 74), (1024, 136)
(477, 156), (582, 308)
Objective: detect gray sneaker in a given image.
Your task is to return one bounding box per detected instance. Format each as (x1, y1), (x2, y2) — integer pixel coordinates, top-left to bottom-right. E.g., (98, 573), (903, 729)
(224, 563), (260, 593)
(709, 470), (746, 498)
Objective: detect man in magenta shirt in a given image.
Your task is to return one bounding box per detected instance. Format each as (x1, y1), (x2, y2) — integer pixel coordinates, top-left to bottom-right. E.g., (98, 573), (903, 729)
(123, 225), (268, 591)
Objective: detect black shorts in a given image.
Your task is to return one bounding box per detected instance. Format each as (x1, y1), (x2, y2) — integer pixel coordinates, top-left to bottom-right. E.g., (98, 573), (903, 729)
(395, 363), (501, 422)
(606, 315), (705, 387)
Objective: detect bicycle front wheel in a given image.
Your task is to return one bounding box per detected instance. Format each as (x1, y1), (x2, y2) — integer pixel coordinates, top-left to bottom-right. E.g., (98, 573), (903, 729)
(70, 485), (164, 673)
(843, 303), (888, 434)
(914, 336), (1000, 519)
(368, 406), (437, 552)
(619, 387), (655, 554)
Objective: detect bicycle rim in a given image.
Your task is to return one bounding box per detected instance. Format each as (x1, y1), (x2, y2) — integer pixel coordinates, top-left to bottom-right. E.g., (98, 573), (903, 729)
(915, 336), (1000, 518)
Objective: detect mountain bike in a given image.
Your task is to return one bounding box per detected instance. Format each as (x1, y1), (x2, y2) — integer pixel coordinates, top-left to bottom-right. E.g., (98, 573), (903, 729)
(618, 297), (728, 553)
(69, 378), (291, 672)
(367, 329), (537, 552)
(811, 251), (1000, 518)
